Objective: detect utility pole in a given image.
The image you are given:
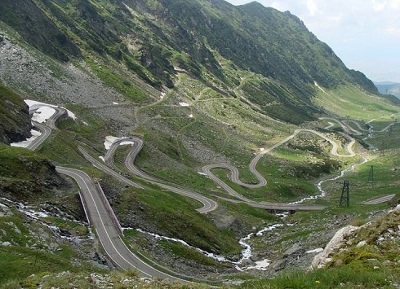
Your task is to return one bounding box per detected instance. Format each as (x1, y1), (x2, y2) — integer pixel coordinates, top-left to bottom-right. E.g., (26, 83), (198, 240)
(368, 165), (374, 183)
(340, 180), (350, 207)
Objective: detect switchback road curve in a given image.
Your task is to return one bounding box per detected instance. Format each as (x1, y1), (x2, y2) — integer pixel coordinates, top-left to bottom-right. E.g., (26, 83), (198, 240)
(27, 122), (52, 151)
(78, 146), (144, 189)
(27, 107), (66, 150)
(202, 128), (356, 207)
(103, 137), (218, 214)
(105, 135), (326, 211)
(24, 105), (186, 280)
(320, 117), (399, 135)
(21, 101), (350, 275)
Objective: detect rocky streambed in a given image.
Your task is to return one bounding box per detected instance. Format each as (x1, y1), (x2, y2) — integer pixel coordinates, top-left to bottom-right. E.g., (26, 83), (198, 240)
(129, 210), (333, 279)
(0, 197), (111, 268)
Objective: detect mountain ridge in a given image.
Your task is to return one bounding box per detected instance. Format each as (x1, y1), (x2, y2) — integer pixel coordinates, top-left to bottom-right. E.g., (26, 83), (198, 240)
(375, 81), (400, 98)
(0, 0), (378, 103)
(1, 0), (400, 288)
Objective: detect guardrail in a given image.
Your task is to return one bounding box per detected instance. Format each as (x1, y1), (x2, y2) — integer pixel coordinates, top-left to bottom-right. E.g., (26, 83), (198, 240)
(94, 181), (123, 235)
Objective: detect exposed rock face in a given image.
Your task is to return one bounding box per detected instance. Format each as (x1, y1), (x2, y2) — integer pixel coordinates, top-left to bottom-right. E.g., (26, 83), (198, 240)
(0, 151), (66, 200)
(312, 204), (400, 271)
(0, 0), (81, 62)
(311, 225), (359, 269)
(0, 84), (32, 144)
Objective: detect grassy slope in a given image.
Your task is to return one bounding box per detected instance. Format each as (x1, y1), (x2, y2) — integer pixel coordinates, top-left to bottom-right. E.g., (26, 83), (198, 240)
(0, 84), (31, 144)
(240, 204), (400, 289)
(0, 144), (65, 200)
(1, 1), (400, 287)
(117, 187), (242, 255)
(1, 68), (399, 287)
(313, 85), (400, 122)
(0, 172), (100, 287)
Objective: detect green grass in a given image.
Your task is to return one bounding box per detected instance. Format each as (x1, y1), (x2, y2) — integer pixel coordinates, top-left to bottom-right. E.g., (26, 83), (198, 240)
(0, 144), (65, 201)
(0, 85), (29, 139)
(159, 240), (221, 267)
(0, 247), (77, 286)
(118, 187), (241, 255)
(36, 130), (88, 166)
(3, 81), (395, 287)
(2, 24), (399, 288)
(57, 105), (110, 141)
(0, 210), (102, 287)
(3, 1), (400, 286)
(38, 109), (112, 166)
(314, 85), (400, 121)
(220, 201), (278, 222)
(135, 92), (355, 204)
(85, 57), (149, 103)
(134, 82), (365, 207)
(367, 123), (400, 150)
(44, 216), (88, 236)
(208, 153), (326, 203)
(1, 270), (212, 289)
(239, 264), (394, 289)
(0, 144), (47, 180)
(271, 147), (317, 162)
(238, 206), (400, 288)
(318, 149), (400, 208)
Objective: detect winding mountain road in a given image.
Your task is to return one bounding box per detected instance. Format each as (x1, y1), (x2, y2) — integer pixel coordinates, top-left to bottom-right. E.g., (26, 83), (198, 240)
(102, 132), (333, 211)
(362, 194), (395, 205)
(103, 137), (218, 214)
(202, 128), (355, 208)
(27, 107), (66, 150)
(320, 117), (363, 136)
(24, 104), (187, 280)
(46, 107), (66, 129)
(78, 146), (144, 189)
(55, 166), (181, 280)
(27, 122), (52, 151)
(20, 100), (369, 278)
(321, 117), (398, 135)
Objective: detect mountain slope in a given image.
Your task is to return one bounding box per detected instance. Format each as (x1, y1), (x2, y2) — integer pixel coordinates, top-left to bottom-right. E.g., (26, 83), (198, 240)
(0, 0), (379, 124)
(0, 83), (31, 144)
(0, 0), (81, 61)
(375, 81), (400, 98)
(1, 0), (400, 287)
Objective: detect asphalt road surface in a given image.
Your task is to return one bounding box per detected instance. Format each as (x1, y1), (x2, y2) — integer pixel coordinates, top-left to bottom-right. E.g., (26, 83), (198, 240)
(362, 194), (395, 205)
(202, 128), (356, 211)
(25, 105), (184, 279)
(27, 107), (66, 150)
(23, 102), (365, 277)
(103, 137), (219, 214)
(27, 122), (52, 151)
(78, 146), (144, 189)
(56, 166), (183, 280)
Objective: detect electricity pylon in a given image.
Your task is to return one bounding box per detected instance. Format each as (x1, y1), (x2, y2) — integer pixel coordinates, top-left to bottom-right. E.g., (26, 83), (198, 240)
(340, 180), (350, 207)
(368, 165), (374, 183)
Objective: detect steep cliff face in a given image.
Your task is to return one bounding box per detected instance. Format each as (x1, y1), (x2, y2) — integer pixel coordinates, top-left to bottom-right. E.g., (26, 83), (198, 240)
(0, 84), (32, 144)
